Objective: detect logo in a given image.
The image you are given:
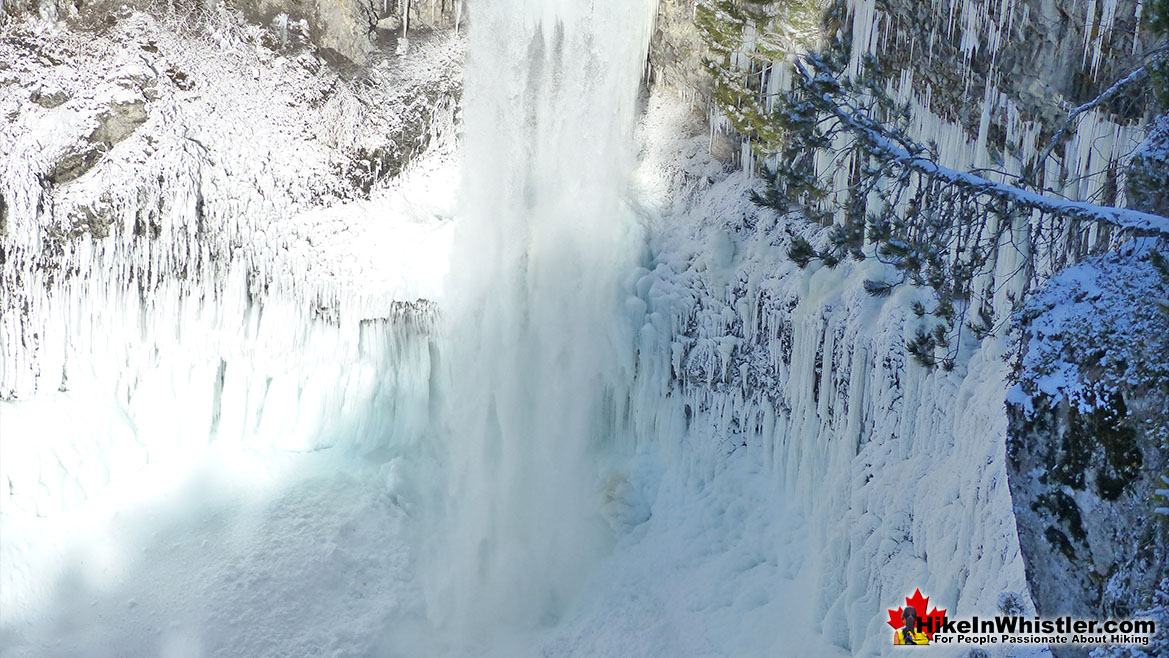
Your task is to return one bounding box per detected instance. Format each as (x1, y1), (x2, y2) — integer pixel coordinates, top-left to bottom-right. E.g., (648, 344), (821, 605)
(887, 589), (947, 646)
(884, 587), (1157, 648)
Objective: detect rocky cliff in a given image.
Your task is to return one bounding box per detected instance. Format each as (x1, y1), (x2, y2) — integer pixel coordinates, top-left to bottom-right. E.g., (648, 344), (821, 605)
(647, 0), (1161, 215)
(1, 1), (462, 400)
(641, 1), (1168, 654)
(0, 2), (460, 527)
(1007, 248), (1169, 656)
(2, 0), (463, 63)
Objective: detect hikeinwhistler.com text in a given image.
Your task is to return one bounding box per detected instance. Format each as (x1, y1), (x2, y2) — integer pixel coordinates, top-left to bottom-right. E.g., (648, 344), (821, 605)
(926, 616), (1156, 647)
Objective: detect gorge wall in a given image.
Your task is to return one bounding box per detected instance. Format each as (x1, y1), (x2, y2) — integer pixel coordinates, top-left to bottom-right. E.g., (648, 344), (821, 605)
(640, 1), (1168, 655)
(0, 3), (460, 542)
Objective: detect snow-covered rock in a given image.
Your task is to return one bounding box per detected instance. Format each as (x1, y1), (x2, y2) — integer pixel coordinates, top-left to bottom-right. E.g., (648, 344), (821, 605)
(1127, 115), (1169, 217)
(1007, 246), (1169, 657)
(1, 7), (463, 401)
(1, 0), (463, 64)
(0, 6), (461, 605)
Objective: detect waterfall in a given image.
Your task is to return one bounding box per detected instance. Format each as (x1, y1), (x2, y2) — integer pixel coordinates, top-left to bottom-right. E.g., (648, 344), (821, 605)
(426, 0), (656, 638)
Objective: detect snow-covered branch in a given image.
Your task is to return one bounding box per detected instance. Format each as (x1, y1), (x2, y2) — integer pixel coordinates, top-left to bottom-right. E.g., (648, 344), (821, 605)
(1032, 53), (1165, 188)
(793, 58), (1169, 238)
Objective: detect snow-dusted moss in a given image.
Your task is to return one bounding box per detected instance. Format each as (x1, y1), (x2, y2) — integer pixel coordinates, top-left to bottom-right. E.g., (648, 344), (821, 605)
(692, 0), (830, 161)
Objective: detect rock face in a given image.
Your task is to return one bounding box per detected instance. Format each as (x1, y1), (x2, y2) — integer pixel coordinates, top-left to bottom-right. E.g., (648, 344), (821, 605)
(44, 90), (149, 185)
(30, 84), (70, 108)
(1006, 250), (1169, 657)
(648, 0), (710, 103)
(91, 96), (148, 146)
(2, 0), (462, 64)
(639, 1), (1169, 653)
(1128, 117), (1169, 217)
(618, 91), (1040, 655)
(0, 4), (459, 536)
(646, 0), (741, 162)
(0, 7), (463, 399)
(862, 0), (1154, 131)
(646, 0), (1160, 210)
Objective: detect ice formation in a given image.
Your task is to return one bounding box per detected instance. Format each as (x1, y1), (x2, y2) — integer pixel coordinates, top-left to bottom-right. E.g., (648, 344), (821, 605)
(707, 0), (1150, 248)
(0, 11), (461, 623)
(602, 88), (1039, 655)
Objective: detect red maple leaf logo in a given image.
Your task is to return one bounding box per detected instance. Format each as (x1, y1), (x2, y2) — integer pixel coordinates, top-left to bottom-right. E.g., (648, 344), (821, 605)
(887, 588), (948, 640)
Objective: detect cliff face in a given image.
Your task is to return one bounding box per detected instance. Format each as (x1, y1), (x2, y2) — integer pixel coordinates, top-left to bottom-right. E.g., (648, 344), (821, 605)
(2, 0), (462, 63)
(0, 5), (460, 532)
(649, 0), (709, 106)
(862, 0), (1154, 126)
(1006, 250), (1169, 655)
(641, 0), (1168, 653)
(620, 92), (1034, 655)
(647, 0), (1160, 210)
(1, 4), (461, 399)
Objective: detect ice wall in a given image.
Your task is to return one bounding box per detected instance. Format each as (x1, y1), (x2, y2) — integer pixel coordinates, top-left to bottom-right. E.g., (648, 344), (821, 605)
(0, 141), (451, 611)
(0, 148), (450, 542)
(425, 0), (657, 637)
(635, 18), (1163, 651)
(0, 8), (463, 403)
(0, 11), (461, 617)
(631, 259), (1028, 655)
(614, 93), (1038, 656)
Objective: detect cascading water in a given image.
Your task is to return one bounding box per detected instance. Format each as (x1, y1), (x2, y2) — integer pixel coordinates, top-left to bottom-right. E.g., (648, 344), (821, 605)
(426, 0), (656, 639)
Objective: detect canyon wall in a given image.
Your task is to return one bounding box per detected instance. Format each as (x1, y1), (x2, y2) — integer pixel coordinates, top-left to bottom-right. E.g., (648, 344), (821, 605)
(0, 5), (459, 544)
(641, 1), (1167, 655)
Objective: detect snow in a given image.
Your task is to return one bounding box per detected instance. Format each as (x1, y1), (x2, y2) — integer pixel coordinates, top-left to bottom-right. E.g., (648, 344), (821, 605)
(537, 455), (851, 658)
(1011, 240), (1169, 413)
(0, 446), (428, 658)
(0, 149), (453, 624)
(1, 9), (461, 559)
(0, 9), (461, 608)
(0, 8), (463, 399)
